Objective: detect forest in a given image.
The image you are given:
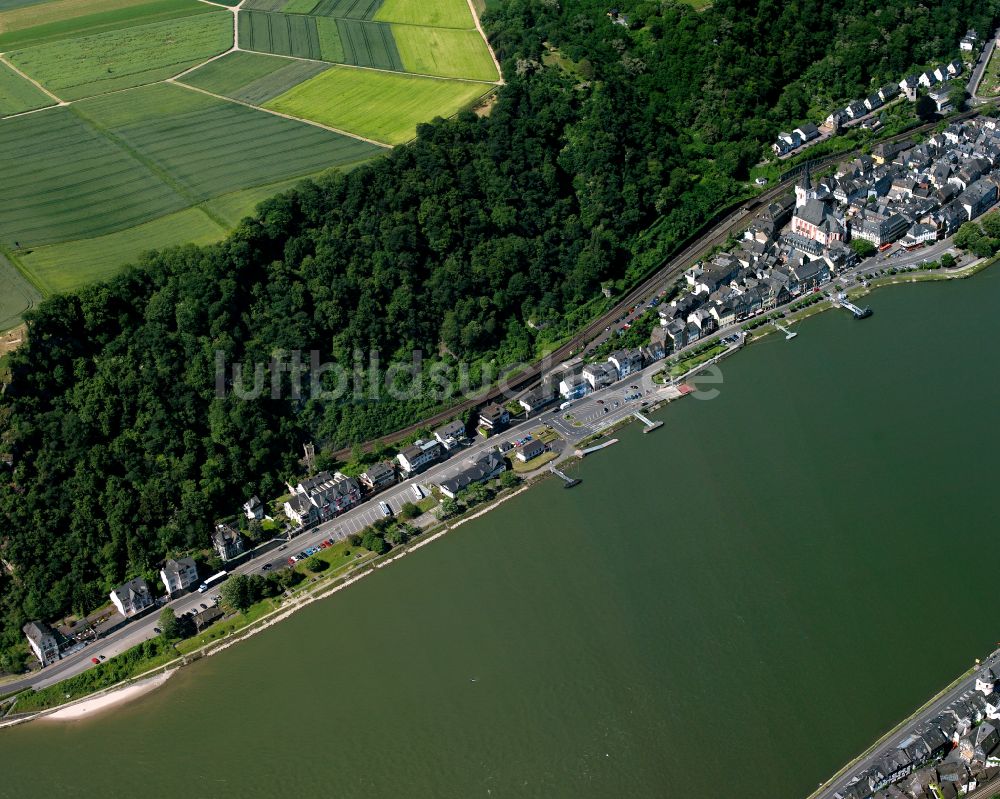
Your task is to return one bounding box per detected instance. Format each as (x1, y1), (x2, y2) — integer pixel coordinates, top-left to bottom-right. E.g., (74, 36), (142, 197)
(1, 0), (997, 659)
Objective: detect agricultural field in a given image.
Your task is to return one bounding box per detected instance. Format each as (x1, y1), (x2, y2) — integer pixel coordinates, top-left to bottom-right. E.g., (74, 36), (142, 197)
(7, 11), (233, 100)
(18, 207), (226, 293)
(392, 25), (497, 80)
(266, 64), (491, 144)
(0, 0), (216, 50)
(179, 50), (329, 105)
(373, 0), (472, 28)
(0, 58), (53, 115)
(0, 0), (498, 327)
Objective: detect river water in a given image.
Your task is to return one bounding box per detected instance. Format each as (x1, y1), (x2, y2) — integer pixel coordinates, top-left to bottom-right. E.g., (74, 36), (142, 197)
(3, 270), (999, 799)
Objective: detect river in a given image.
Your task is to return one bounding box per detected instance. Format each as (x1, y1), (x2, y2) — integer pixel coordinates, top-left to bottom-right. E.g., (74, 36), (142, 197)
(3, 270), (999, 799)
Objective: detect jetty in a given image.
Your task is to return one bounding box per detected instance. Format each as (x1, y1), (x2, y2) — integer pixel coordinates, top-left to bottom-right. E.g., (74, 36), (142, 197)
(773, 321), (798, 340)
(633, 411), (663, 433)
(836, 292), (873, 319)
(549, 465), (581, 488)
(577, 438), (618, 457)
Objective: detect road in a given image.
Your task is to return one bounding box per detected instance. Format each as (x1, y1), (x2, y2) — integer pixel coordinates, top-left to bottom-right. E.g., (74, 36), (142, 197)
(968, 31), (999, 103)
(809, 650), (1000, 799)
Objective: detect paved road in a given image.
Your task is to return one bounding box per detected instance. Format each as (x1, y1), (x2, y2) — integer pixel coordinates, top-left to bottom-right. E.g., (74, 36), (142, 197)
(810, 649), (1000, 799)
(969, 31), (999, 103)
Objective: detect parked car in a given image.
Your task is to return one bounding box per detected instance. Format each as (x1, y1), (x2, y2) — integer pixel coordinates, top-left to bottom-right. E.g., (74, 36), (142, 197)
(91, 657), (100, 665)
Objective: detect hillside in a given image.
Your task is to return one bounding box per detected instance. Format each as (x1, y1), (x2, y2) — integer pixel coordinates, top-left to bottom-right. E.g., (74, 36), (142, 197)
(0, 0), (997, 663)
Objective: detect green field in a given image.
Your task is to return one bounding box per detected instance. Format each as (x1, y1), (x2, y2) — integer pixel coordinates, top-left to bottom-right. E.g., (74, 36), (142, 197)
(267, 64), (491, 144)
(0, 59), (53, 115)
(336, 18), (402, 70)
(18, 206), (227, 293)
(239, 9), (331, 60)
(392, 24), (495, 80)
(0, 251), (41, 331)
(0, 106), (188, 247)
(74, 83), (384, 201)
(374, 0), (472, 28)
(0, 0), (215, 50)
(309, 0), (382, 18)
(179, 50), (329, 105)
(7, 11), (232, 100)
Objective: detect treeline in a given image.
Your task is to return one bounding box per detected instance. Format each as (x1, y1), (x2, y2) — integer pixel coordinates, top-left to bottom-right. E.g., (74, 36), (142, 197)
(0, 0), (996, 654)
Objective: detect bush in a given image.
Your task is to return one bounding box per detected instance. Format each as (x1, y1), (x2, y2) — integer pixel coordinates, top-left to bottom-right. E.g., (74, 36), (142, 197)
(399, 502), (420, 520)
(362, 532), (389, 555)
(347, 534), (361, 547)
(306, 556), (327, 573)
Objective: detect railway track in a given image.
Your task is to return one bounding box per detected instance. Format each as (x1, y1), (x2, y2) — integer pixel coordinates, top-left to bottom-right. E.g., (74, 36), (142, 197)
(330, 108), (988, 460)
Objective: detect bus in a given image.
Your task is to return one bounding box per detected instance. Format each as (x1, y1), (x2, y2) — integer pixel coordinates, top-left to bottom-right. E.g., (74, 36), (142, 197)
(198, 571), (228, 593)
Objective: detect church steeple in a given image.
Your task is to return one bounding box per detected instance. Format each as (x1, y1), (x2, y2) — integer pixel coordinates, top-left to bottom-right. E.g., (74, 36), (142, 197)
(795, 162), (813, 208)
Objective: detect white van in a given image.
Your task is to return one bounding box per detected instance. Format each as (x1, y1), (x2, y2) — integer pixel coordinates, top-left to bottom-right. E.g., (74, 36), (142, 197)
(379, 501), (393, 517)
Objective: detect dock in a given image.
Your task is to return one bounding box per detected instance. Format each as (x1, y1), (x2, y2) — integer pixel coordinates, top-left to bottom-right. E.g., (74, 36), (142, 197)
(836, 293), (873, 319)
(773, 321), (798, 340)
(577, 438), (618, 457)
(633, 411), (663, 433)
(549, 465), (581, 488)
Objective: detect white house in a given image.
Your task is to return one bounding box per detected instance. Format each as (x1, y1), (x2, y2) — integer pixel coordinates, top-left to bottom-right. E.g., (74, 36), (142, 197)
(437, 452), (506, 499)
(434, 419), (468, 451)
(110, 577), (154, 617)
(23, 621), (60, 667)
(396, 439), (443, 476)
(608, 349), (643, 379)
(242, 496), (264, 521)
(515, 439), (546, 463)
(160, 556), (198, 596)
(976, 666), (1000, 695)
(284, 471), (362, 525)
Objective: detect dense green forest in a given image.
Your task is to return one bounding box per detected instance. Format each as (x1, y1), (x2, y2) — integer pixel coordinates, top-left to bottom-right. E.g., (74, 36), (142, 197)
(1, 0), (996, 659)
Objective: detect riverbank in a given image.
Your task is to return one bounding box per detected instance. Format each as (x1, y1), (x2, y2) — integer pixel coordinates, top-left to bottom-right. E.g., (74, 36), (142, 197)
(3, 253), (995, 730)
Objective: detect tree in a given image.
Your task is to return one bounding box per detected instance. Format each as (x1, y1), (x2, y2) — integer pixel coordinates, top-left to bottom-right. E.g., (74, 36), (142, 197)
(439, 497), (461, 518)
(849, 239), (876, 259)
(500, 470), (521, 489)
(220, 574), (255, 613)
(399, 501), (420, 520)
(347, 533), (362, 547)
(385, 526), (409, 547)
(981, 212), (1000, 239)
(361, 531), (389, 555)
(940, 253), (956, 269)
(306, 556), (327, 573)
(158, 607), (182, 641)
(954, 222), (984, 252)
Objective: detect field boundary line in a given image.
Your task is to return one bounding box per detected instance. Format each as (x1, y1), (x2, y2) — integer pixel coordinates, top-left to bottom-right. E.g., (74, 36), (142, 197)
(464, 0), (502, 84)
(169, 77), (392, 146)
(0, 53), (67, 105)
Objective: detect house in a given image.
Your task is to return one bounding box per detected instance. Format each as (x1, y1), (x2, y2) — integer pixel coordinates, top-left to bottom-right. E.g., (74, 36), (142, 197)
(583, 361), (618, 391)
(789, 257), (830, 290)
(478, 402), (510, 432)
(110, 577), (154, 617)
(434, 419), (468, 451)
(976, 665), (1000, 694)
(960, 29), (979, 51)
(847, 100), (868, 119)
(242, 496), (264, 522)
(864, 94), (883, 112)
(437, 452), (507, 499)
(899, 75), (920, 101)
(929, 88), (952, 114)
(516, 439), (546, 463)
(283, 471), (362, 525)
(773, 131), (801, 155)
(23, 621), (60, 667)
(873, 140), (911, 165)
(878, 83), (900, 103)
(608, 348), (643, 379)
(826, 109), (848, 131)
(854, 207), (910, 246)
(193, 606), (224, 632)
(665, 318), (687, 351)
(794, 122), (820, 142)
(160, 557), (198, 596)
(558, 371), (588, 399)
(947, 59), (963, 77)
(213, 523), (246, 561)
(519, 388), (555, 415)
(360, 460), (397, 492)
(958, 178), (998, 220)
(918, 70), (939, 88)
(396, 439), (443, 476)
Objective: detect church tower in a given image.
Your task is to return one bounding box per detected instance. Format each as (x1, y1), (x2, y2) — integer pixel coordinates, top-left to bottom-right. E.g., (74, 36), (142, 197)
(795, 163), (813, 208)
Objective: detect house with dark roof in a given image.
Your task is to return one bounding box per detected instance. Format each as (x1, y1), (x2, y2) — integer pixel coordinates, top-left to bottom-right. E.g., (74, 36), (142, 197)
(515, 439), (547, 463)
(242, 495), (264, 521)
(213, 522), (246, 561)
(396, 439), (443, 476)
(434, 419), (469, 451)
(160, 556), (198, 596)
(110, 577), (154, 617)
(23, 621), (60, 667)
(360, 460), (397, 492)
(437, 452), (507, 499)
(478, 403), (510, 432)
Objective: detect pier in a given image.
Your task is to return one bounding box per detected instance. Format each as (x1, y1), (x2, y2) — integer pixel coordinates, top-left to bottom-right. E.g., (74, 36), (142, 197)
(773, 322), (798, 340)
(837, 293), (873, 319)
(577, 438), (619, 456)
(633, 411), (663, 433)
(550, 465), (581, 488)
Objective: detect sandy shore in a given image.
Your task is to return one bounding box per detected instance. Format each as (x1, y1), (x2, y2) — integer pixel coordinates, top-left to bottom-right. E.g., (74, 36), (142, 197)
(41, 670), (175, 722)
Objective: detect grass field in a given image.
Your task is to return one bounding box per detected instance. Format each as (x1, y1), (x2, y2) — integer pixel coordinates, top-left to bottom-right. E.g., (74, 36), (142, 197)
(0, 59), (54, 115)
(7, 11), (232, 100)
(18, 206), (227, 293)
(0, 251), (41, 331)
(308, 0), (382, 19)
(336, 18), (402, 70)
(0, 0), (215, 50)
(179, 50), (329, 105)
(0, 106), (188, 247)
(266, 64), (491, 143)
(239, 9), (330, 60)
(374, 0), (472, 29)
(74, 83), (383, 201)
(392, 24), (495, 80)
